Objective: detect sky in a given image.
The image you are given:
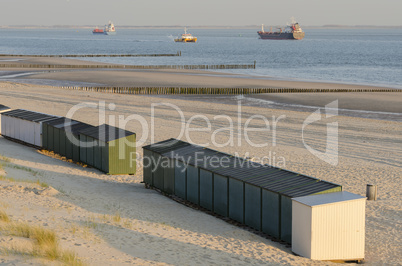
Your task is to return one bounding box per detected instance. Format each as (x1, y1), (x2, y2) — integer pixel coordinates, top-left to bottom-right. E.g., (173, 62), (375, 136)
(1, 0), (402, 27)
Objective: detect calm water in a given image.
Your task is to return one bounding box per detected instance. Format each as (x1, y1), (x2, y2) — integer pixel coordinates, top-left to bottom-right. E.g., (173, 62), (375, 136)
(1, 28), (402, 89)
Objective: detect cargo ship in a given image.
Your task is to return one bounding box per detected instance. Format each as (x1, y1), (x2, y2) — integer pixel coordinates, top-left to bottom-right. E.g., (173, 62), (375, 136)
(104, 21), (116, 35)
(174, 28), (197, 43)
(257, 21), (305, 40)
(92, 27), (104, 34)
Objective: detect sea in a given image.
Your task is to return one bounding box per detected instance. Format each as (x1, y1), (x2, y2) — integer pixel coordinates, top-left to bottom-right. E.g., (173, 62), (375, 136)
(0, 28), (401, 120)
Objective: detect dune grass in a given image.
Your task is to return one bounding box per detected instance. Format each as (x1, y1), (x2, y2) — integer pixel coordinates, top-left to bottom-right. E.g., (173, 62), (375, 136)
(0, 175), (49, 188)
(0, 155), (46, 186)
(113, 211), (121, 223)
(0, 209), (10, 222)
(6, 164), (39, 176)
(0, 154), (11, 163)
(0, 175), (15, 182)
(35, 179), (49, 188)
(0, 211), (85, 265)
(0, 154), (40, 177)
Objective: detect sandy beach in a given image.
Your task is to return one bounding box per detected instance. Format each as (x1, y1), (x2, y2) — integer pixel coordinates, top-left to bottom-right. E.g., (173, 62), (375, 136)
(0, 58), (401, 265)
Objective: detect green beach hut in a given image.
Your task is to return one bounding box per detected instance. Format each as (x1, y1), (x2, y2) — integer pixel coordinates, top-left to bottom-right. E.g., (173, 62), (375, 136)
(79, 124), (136, 175)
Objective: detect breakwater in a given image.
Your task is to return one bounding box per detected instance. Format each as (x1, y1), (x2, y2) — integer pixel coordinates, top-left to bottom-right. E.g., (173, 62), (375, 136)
(60, 86), (401, 95)
(0, 52), (182, 57)
(0, 62), (256, 70)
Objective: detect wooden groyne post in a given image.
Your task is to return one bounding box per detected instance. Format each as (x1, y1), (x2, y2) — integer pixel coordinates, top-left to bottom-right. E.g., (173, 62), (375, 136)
(0, 62), (256, 70)
(0, 53), (182, 58)
(59, 86), (402, 95)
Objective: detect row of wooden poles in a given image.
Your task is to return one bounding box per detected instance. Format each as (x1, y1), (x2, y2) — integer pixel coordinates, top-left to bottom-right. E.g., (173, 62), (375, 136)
(0, 62), (256, 70)
(60, 86), (402, 95)
(0, 52), (182, 57)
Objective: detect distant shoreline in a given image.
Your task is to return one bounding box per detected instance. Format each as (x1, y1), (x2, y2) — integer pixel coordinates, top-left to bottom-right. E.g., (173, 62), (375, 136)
(1, 25), (402, 30)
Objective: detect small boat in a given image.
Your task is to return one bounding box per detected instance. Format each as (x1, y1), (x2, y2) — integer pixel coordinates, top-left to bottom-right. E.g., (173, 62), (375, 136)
(104, 21), (116, 35)
(174, 28), (197, 43)
(92, 27), (104, 34)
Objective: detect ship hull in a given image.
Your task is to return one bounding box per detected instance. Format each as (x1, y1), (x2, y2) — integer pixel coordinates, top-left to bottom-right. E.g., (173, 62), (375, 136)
(258, 32), (305, 40)
(174, 38), (197, 43)
(104, 31), (116, 35)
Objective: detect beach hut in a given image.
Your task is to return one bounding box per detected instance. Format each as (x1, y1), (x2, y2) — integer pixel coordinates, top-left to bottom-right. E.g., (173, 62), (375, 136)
(0, 109), (60, 147)
(42, 118), (95, 162)
(78, 124), (136, 174)
(42, 117), (67, 152)
(292, 191), (366, 261)
(143, 139), (193, 191)
(0, 105), (11, 135)
(142, 138), (342, 243)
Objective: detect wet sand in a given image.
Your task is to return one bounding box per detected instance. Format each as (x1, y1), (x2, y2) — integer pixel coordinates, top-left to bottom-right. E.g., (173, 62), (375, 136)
(1, 57), (401, 118)
(1, 56), (400, 91)
(251, 92), (402, 113)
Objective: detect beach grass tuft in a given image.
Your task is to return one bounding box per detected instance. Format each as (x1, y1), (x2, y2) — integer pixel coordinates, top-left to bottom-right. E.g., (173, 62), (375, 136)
(0, 175), (15, 182)
(36, 179), (49, 188)
(0, 210), (84, 265)
(0, 154), (11, 163)
(0, 209), (10, 222)
(7, 164), (39, 176)
(113, 211), (121, 223)
(0, 174), (50, 189)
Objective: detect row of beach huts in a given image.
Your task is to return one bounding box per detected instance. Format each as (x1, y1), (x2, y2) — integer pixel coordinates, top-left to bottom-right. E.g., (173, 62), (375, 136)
(0, 104), (366, 262)
(0, 105), (136, 175)
(142, 138), (366, 262)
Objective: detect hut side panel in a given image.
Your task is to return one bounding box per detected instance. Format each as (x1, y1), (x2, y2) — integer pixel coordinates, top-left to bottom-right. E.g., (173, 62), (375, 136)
(101, 143), (109, 173)
(280, 196), (293, 243)
(174, 160), (187, 199)
(262, 189), (280, 238)
(0, 114), (6, 136)
(0, 107), (12, 135)
(245, 184), (261, 230)
(5, 115), (12, 137)
(65, 135), (73, 159)
(59, 129), (67, 156)
(63, 128), (80, 161)
(213, 174), (228, 217)
(152, 153), (164, 190)
(48, 126), (55, 152)
(86, 136), (95, 166)
(186, 165), (199, 205)
(93, 140), (103, 170)
(291, 202), (312, 257)
(229, 178), (244, 223)
(13, 118), (20, 140)
(199, 169), (213, 211)
(79, 135), (87, 164)
(54, 128), (61, 154)
(310, 200), (365, 260)
(163, 158), (175, 194)
(42, 123), (49, 149)
(108, 134), (136, 175)
(143, 149), (153, 186)
(31, 121), (38, 145)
